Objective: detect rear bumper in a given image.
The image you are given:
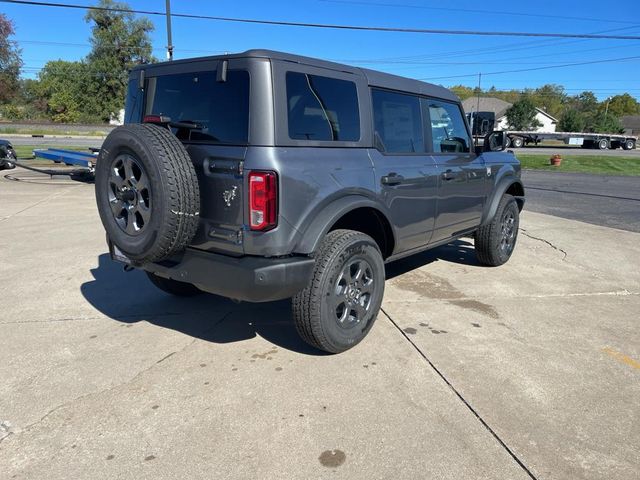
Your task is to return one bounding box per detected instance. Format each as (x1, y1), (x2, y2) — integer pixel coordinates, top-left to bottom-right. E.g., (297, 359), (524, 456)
(141, 248), (315, 303)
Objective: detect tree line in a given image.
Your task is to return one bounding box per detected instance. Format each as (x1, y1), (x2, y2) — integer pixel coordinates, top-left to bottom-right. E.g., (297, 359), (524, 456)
(1, 0), (639, 130)
(452, 85), (638, 134)
(0, 0), (154, 124)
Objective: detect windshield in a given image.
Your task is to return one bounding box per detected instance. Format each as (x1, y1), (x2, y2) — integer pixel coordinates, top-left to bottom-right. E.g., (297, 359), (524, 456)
(144, 70), (250, 144)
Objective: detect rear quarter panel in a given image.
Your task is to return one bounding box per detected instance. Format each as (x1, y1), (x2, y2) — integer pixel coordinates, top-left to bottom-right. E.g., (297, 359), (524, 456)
(242, 146), (378, 256)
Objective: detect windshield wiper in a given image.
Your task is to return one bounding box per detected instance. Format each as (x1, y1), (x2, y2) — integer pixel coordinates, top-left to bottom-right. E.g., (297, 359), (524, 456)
(170, 119), (204, 130)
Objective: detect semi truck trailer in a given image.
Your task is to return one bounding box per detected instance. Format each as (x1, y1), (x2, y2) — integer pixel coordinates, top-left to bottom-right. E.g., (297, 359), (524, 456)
(467, 111), (637, 150)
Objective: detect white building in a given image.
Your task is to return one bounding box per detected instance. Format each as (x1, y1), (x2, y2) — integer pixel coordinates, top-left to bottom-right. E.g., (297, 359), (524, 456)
(462, 97), (558, 133)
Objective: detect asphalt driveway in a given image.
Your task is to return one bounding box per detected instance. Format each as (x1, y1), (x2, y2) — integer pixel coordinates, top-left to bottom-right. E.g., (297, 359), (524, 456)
(522, 170), (640, 232)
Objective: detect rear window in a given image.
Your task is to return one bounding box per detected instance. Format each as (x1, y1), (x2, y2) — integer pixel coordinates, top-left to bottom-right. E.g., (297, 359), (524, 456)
(145, 70), (249, 144)
(286, 72), (360, 142)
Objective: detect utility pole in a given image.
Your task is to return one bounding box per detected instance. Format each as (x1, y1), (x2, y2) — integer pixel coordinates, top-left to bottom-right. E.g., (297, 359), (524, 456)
(165, 0), (174, 61)
(604, 96), (611, 122)
(474, 72), (482, 146)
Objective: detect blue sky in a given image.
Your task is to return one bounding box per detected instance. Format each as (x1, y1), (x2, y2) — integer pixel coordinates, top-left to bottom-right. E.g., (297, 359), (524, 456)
(3, 0), (640, 100)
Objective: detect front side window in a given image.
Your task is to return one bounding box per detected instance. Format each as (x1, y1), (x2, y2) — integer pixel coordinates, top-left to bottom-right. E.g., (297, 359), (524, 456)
(427, 100), (471, 153)
(145, 70), (250, 144)
(372, 89), (424, 154)
(286, 72), (360, 142)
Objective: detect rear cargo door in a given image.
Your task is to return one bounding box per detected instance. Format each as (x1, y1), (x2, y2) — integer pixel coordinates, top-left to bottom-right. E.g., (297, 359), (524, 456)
(142, 62), (251, 254)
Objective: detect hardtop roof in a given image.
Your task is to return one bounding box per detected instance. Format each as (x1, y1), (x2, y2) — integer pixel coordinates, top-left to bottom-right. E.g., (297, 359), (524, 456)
(132, 49), (459, 103)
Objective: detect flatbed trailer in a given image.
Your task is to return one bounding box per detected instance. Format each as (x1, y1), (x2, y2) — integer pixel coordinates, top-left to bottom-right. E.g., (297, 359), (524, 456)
(33, 148), (98, 169)
(502, 130), (637, 150)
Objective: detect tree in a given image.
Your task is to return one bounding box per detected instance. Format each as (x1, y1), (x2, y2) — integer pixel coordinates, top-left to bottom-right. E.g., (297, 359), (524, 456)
(450, 85), (474, 101)
(36, 60), (93, 123)
(84, 0), (155, 121)
(605, 94), (640, 118)
(573, 91), (599, 113)
(505, 96), (542, 131)
(588, 113), (624, 134)
(557, 109), (586, 132)
(532, 84), (566, 119)
(0, 13), (23, 103)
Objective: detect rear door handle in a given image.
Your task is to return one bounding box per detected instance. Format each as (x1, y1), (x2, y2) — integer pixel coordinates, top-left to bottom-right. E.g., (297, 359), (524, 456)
(381, 174), (405, 186)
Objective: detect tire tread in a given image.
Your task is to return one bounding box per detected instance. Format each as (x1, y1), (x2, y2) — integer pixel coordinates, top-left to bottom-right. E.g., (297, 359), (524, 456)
(475, 194), (518, 267)
(292, 229), (382, 353)
(96, 124), (200, 263)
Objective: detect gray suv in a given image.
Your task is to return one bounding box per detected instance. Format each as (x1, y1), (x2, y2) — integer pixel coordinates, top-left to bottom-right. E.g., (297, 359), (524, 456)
(95, 50), (524, 353)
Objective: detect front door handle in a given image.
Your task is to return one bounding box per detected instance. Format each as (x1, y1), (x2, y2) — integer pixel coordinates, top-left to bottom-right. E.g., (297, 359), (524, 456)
(381, 174), (405, 186)
(441, 170), (457, 181)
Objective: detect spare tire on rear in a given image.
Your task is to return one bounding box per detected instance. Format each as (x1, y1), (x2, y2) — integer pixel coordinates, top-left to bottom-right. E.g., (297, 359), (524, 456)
(95, 123), (200, 264)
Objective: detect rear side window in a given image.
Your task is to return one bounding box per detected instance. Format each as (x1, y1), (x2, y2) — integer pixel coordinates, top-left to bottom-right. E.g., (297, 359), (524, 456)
(145, 70), (250, 144)
(427, 100), (471, 153)
(286, 72), (360, 142)
(372, 89), (424, 154)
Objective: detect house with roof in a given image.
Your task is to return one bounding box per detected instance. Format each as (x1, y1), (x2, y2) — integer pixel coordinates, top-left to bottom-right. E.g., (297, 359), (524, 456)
(462, 97), (558, 133)
(621, 115), (640, 136)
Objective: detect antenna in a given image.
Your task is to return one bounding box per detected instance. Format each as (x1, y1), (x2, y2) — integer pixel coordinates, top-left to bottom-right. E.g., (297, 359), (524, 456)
(165, 0), (174, 61)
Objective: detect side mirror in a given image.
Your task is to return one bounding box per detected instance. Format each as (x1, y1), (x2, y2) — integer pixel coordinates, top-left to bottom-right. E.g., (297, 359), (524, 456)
(482, 131), (507, 152)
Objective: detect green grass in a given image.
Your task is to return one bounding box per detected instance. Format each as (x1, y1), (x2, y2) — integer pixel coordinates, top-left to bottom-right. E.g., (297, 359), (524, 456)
(517, 154), (640, 176)
(0, 127), (108, 136)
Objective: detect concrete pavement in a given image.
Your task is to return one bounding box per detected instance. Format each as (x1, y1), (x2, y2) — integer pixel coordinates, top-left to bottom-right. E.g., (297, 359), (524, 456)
(1, 170), (639, 479)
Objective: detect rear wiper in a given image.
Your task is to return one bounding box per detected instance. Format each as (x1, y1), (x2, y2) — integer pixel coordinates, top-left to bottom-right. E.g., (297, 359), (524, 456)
(143, 115), (219, 141)
(144, 115), (203, 131)
(170, 119), (204, 130)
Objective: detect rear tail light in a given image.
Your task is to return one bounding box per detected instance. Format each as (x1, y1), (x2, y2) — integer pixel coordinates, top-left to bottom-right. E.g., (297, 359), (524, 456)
(143, 115), (171, 124)
(249, 171), (277, 231)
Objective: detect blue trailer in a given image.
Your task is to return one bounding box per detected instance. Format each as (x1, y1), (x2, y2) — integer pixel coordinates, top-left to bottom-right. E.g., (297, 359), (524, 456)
(33, 148), (98, 171)
(0, 142), (98, 181)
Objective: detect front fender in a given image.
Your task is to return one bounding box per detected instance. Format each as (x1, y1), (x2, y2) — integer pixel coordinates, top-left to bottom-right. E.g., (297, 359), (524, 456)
(293, 195), (394, 254)
(480, 174), (525, 226)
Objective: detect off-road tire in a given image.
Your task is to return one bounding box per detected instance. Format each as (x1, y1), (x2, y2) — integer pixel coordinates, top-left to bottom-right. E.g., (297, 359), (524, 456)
(146, 272), (202, 296)
(292, 229), (385, 354)
(475, 194), (519, 266)
(95, 124), (200, 264)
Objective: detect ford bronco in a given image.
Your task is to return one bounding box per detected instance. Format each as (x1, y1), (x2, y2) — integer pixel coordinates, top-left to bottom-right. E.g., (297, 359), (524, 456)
(95, 50), (524, 353)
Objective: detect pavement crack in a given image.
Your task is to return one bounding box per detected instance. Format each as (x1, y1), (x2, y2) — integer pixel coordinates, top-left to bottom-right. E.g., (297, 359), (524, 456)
(382, 307), (539, 480)
(520, 228), (567, 260)
(0, 313), (232, 445)
(0, 186), (75, 222)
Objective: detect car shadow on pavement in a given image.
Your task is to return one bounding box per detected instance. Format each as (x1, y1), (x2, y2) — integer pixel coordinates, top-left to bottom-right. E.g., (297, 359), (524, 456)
(385, 239), (478, 280)
(81, 254), (327, 356)
(82, 241), (477, 355)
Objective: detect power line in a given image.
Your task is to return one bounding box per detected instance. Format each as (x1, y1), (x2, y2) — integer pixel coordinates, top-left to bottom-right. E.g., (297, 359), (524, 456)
(15, 38), (227, 55)
(17, 25), (637, 63)
(336, 44), (640, 66)
(320, 0), (640, 26)
(420, 55), (640, 80)
(349, 25), (640, 64)
(3, 0), (640, 40)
